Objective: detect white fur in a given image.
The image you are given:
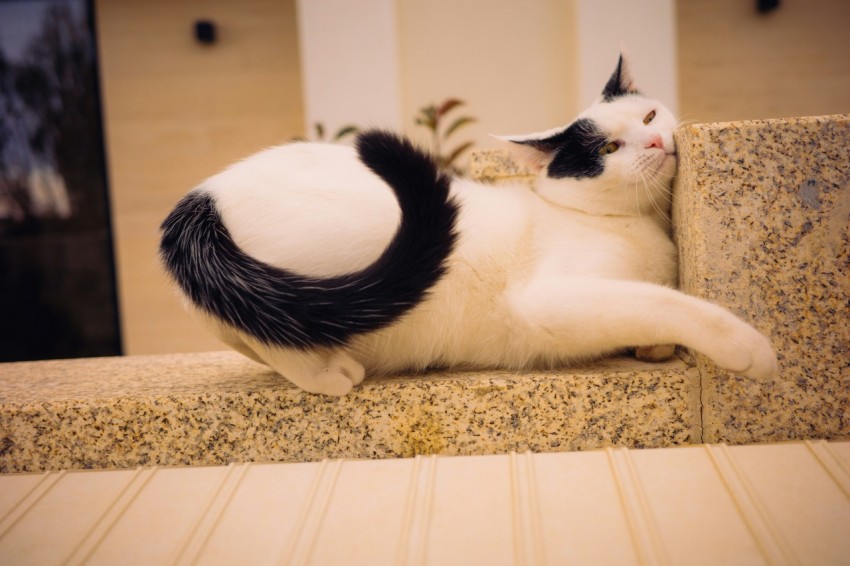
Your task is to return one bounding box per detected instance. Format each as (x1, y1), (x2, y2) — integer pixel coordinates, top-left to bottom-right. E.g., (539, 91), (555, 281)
(193, 82), (777, 396)
(210, 142), (400, 277)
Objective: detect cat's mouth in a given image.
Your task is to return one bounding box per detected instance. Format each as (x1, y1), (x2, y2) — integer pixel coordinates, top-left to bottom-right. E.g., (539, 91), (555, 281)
(650, 147), (677, 160)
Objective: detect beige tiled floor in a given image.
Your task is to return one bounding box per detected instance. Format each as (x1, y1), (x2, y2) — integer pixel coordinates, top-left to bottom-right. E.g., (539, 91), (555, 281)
(1, 441), (848, 565)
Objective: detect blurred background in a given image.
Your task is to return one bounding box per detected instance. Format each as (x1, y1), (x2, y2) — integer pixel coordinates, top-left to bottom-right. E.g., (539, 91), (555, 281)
(0, 0), (848, 361)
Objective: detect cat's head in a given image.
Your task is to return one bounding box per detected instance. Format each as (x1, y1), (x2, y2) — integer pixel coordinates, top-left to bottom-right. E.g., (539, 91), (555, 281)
(500, 53), (677, 218)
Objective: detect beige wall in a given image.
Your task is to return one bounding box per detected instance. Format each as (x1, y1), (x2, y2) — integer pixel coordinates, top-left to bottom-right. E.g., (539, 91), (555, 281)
(677, 0), (850, 123)
(97, 0), (304, 354)
(96, 0), (849, 356)
(397, 0), (579, 159)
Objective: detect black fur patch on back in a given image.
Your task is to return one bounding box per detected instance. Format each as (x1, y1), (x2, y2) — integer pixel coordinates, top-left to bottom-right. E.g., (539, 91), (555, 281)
(159, 130), (459, 348)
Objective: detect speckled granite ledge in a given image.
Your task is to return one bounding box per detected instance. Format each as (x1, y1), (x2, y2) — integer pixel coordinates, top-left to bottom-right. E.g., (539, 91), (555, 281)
(0, 352), (698, 472)
(469, 149), (535, 188)
(674, 114), (849, 444)
(3, 115), (846, 473)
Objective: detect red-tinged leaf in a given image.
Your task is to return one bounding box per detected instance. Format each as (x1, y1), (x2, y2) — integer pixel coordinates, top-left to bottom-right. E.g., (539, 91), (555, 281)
(436, 98), (464, 119)
(443, 116), (476, 139)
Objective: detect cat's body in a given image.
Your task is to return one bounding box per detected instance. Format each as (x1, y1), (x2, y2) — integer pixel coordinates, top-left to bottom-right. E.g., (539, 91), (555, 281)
(161, 55), (777, 395)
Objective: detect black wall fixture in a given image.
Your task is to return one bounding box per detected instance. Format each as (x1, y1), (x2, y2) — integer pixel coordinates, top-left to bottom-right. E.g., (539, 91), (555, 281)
(194, 20), (217, 45)
(757, 0), (780, 14)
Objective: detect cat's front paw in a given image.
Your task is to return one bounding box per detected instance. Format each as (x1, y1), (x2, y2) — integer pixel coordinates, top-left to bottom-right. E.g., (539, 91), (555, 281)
(713, 325), (778, 381)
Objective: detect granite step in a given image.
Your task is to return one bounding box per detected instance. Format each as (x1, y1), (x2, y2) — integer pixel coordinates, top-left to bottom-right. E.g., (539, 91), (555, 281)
(0, 352), (698, 473)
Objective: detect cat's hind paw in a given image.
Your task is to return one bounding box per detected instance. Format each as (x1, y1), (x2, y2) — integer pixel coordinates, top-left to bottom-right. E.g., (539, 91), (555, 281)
(310, 353), (366, 396)
(312, 368), (356, 396)
(635, 344), (676, 362)
(328, 351), (366, 386)
(261, 347), (366, 396)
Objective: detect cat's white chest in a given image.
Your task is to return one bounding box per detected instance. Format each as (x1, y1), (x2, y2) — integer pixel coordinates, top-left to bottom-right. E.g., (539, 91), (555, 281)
(533, 208), (676, 285)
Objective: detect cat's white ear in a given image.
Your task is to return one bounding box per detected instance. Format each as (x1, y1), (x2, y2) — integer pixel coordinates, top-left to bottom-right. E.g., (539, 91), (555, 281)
(491, 130), (563, 173)
(601, 52), (639, 101)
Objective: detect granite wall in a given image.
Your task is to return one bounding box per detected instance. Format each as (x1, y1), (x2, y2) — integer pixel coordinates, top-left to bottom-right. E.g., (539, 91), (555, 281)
(673, 115), (849, 443)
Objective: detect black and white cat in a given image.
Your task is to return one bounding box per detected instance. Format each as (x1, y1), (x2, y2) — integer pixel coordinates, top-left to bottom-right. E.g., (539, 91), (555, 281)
(160, 54), (777, 396)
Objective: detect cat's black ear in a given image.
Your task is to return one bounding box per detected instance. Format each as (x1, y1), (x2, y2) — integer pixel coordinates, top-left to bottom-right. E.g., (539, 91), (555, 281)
(493, 131), (563, 173)
(497, 118), (608, 180)
(601, 53), (639, 101)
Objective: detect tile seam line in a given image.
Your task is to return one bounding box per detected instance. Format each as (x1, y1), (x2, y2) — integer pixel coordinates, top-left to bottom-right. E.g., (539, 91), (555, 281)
(0, 470), (55, 530)
(605, 447), (667, 566)
(705, 444), (799, 566)
(416, 455), (438, 566)
(300, 458), (345, 565)
(177, 462), (253, 565)
(697, 361), (706, 444)
(62, 466), (158, 566)
(0, 470), (66, 539)
(170, 463), (242, 565)
(524, 452), (546, 565)
(804, 440), (850, 500)
(394, 455), (422, 566)
(509, 452), (545, 566)
(278, 458), (330, 565)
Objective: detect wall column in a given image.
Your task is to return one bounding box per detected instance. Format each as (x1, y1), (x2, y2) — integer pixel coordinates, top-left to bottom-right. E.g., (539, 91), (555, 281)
(295, 0), (403, 138)
(576, 0), (678, 114)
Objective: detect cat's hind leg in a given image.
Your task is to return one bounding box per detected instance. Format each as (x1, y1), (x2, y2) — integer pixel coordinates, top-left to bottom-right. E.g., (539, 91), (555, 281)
(255, 346), (366, 396)
(196, 312), (268, 366)
(198, 308), (365, 395)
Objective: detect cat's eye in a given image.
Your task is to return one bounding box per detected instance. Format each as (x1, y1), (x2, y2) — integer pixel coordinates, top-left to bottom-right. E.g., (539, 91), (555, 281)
(599, 141), (620, 156)
(643, 110), (656, 125)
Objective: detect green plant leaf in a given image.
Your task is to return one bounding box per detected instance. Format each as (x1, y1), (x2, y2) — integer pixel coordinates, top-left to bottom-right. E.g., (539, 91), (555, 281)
(333, 125), (359, 141)
(443, 116), (476, 139)
(416, 105), (438, 130)
(314, 123), (325, 140)
(415, 116), (437, 131)
(444, 141), (474, 168)
(436, 98), (464, 119)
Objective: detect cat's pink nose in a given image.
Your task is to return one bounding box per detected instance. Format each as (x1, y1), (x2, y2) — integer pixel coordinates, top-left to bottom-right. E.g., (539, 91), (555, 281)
(646, 134), (664, 150)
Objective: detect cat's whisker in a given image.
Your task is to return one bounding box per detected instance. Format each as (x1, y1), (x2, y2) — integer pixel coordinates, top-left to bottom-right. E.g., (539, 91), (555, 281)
(676, 113), (699, 128)
(625, 166), (646, 218)
(639, 169), (673, 224)
(647, 166), (676, 193)
(651, 188), (673, 224)
(645, 173), (674, 203)
(639, 172), (654, 215)
(635, 181), (644, 219)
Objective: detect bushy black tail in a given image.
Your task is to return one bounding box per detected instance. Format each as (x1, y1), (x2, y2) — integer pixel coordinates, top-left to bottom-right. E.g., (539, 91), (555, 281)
(159, 130), (459, 348)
